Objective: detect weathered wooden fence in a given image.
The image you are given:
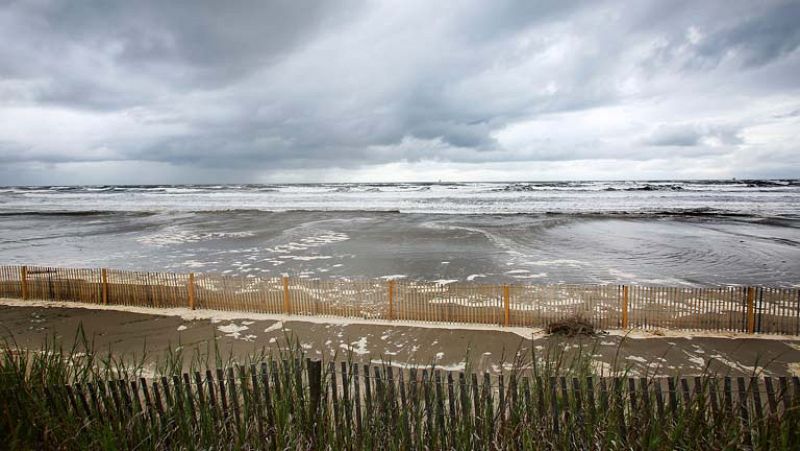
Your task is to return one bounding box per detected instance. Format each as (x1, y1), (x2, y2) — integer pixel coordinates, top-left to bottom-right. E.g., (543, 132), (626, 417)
(8, 360), (800, 449)
(1, 265), (799, 334)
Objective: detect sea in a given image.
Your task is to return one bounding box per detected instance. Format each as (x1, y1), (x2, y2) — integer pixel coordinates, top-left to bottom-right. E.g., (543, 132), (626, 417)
(0, 180), (798, 287)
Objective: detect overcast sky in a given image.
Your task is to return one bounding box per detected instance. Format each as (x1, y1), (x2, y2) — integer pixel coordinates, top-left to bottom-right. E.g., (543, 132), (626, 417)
(1, 0), (799, 184)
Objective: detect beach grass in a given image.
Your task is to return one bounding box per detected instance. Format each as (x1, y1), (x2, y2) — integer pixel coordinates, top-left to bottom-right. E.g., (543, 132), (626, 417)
(1, 326), (799, 450)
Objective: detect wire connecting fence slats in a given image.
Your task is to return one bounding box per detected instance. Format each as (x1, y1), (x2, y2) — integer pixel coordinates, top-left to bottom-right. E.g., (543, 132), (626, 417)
(1, 264), (799, 334)
(24, 266), (102, 304)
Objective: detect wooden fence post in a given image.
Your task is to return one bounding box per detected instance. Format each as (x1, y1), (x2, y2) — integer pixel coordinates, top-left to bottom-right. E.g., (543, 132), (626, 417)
(388, 280), (396, 320)
(187, 272), (196, 310)
(20, 265), (28, 300)
(283, 276), (291, 315)
(621, 285), (629, 329)
(746, 287), (755, 333)
(101, 268), (108, 305)
(307, 359), (323, 426)
(503, 285), (510, 327)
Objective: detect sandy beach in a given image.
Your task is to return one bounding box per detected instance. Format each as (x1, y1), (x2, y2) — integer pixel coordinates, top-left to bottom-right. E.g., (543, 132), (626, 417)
(3, 300), (800, 377)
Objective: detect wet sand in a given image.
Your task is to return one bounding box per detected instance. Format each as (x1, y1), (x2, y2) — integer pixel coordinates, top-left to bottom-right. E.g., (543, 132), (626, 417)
(2, 302), (800, 377)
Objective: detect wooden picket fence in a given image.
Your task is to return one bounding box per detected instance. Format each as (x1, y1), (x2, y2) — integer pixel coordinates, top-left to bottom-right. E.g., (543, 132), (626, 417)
(9, 359), (800, 449)
(1, 265), (799, 334)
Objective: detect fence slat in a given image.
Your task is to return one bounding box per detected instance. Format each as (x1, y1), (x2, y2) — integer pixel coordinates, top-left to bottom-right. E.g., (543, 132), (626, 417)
(23, 361), (800, 450)
(2, 265), (800, 335)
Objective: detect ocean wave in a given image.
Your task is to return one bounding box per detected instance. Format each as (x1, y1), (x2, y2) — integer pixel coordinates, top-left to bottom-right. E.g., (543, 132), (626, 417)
(0, 180), (798, 218)
(0, 210), (156, 217)
(604, 184), (685, 191)
(492, 183), (547, 192)
(741, 179), (800, 187)
(1, 207), (796, 222)
(1, 179), (799, 194)
(329, 186), (383, 193)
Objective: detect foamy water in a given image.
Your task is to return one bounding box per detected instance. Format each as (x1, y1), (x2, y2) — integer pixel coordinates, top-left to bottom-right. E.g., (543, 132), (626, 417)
(0, 181), (798, 286)
(1, 180), (798, 216)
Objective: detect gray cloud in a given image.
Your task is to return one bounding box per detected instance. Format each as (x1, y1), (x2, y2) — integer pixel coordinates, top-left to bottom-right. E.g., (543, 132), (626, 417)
(1, 0), (356, 109)
(0, 0), (798, 184)
(694, 2), (800, 68)
(644, 124), (743, 147)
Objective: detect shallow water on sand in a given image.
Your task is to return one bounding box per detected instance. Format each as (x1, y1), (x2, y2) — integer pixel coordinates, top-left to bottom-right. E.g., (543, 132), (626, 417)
(1, 209), (798, 286)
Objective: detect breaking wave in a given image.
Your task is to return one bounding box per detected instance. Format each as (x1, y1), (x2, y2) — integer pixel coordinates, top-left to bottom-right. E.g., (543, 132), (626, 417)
(0, 180), (798, 218)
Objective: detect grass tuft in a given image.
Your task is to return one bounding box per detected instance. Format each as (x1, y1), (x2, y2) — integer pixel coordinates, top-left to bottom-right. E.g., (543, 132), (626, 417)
(1, 326), (798, 450)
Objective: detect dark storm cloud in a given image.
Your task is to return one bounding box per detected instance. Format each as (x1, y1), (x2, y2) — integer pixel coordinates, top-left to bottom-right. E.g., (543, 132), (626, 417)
(693, 2), (800, 68)
(0, 0), (798, 183)
(1, 0), (355, 109)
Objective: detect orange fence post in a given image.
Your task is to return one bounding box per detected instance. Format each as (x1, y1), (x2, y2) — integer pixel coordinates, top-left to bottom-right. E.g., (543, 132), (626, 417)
(746, 287), (755, 333)
(388, 280), (396, 320)
(20, 265), (28, 300)
(621, 285), (629, 329)
(187, 272), (196, 310)
(503, 285), (510, 327)
(101, 268), (109, 305)
(283, 276), (291, 314)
